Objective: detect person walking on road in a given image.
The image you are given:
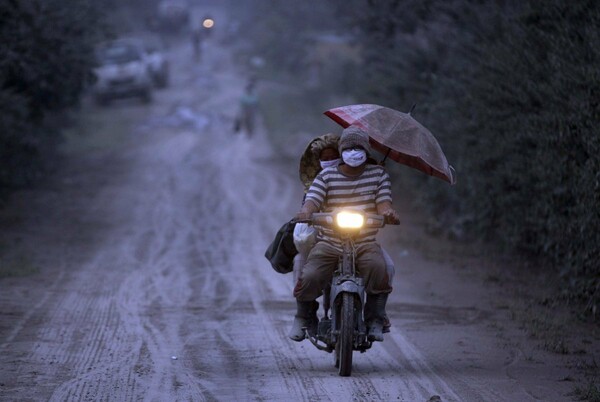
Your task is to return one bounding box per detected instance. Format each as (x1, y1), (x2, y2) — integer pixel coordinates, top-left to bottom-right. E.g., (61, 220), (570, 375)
(191, 26), (203, 61)
(235, 80), (259, 137)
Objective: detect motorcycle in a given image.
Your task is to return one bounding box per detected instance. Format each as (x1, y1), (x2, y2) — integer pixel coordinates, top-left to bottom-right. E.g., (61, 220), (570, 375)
(300, 209), (397, 376)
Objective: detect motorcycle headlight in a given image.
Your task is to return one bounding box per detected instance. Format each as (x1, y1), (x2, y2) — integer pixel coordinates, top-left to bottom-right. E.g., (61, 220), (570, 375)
(336, 211), (364, 229)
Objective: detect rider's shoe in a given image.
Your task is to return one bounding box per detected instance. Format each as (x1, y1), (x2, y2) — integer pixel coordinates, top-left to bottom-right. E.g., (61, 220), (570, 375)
(383, 315), (391, 334)
(365, 293), (388, 342)
(368, 322), (385, 342)
(288, 300), (319, 342)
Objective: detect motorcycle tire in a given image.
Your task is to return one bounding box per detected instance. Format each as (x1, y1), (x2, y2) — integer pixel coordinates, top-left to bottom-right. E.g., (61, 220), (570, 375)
(337, 292), (355, 376)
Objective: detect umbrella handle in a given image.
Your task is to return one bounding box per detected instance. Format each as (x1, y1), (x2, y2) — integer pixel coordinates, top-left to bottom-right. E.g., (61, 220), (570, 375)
(380, 148), (392, 166)
(449, 165), (457, 185)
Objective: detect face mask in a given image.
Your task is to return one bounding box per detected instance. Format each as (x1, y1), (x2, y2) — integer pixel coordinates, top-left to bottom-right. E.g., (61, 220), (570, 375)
(342, 149), (367, 167)
(319, 158), (341, 169)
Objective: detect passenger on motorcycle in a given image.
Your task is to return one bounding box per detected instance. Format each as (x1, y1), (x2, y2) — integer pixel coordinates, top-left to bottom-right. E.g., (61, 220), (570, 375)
(293, 133), (342, 284)
(291, 126), (400, 343)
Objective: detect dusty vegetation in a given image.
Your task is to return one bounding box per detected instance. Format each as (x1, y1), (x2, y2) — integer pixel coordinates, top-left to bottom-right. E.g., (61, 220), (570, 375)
(349, 0), (600, 316)
(231, 0), (600, 320)
(0, 0), (110, 195)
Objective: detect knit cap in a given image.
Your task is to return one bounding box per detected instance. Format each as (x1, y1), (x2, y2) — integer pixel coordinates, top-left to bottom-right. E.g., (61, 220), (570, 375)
(338, 125), (372, 156)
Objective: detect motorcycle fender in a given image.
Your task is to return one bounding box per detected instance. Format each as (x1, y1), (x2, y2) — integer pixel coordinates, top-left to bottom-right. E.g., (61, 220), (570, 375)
(331, 281), (364, 301)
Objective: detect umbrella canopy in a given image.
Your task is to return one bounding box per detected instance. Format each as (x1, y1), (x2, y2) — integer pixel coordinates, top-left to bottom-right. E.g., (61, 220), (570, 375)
(325, 104), (456, 185)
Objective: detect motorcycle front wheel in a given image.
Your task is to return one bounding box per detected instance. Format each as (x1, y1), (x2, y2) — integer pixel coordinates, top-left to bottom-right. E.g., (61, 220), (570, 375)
(337, 292), (355, 376)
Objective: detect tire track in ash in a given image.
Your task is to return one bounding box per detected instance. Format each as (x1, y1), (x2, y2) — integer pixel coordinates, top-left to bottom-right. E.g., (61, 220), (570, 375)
(183, 133), (325, 399)
(44, 131), (210, 401)
(112, 126), (272, 400)
(147, 124), (326, 400)
(26, 240), (147, 401)
(8, 170), (156, 401)
(109, 131), (211, 401)
(178, 155), (275, 400)
(0, 265), (66, 352)
(197, 132), (344, 401)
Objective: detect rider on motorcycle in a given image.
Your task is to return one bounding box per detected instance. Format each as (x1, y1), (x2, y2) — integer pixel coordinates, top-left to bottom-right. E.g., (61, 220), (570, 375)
(291, 126), (400, 342)
(293, 133), (341, 283)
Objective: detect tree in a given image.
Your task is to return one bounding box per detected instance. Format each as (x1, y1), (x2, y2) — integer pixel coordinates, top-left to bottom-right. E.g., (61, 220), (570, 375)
(349, 0), (600, 313)
(0, 0), (107, 193)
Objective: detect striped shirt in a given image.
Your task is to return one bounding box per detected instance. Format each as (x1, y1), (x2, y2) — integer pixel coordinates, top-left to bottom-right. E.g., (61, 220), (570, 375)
(305, 164), (393, 247)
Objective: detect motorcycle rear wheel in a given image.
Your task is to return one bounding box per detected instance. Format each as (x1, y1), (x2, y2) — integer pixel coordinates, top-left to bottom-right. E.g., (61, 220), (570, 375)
(337, 292), (355, 376)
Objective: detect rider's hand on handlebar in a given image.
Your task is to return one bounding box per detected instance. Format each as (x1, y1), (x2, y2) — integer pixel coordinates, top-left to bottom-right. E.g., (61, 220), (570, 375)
(382, 209), (401, 225)
(294, 200), (318, 222)
(295, 211), (312, 222)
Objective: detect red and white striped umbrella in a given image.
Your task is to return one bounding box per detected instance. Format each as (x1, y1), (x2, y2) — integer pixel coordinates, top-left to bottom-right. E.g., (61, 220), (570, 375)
(324, 104), (456, 185)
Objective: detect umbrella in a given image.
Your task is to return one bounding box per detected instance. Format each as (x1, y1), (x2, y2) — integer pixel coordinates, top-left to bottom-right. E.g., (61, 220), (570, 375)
(324, 104), (456, 185)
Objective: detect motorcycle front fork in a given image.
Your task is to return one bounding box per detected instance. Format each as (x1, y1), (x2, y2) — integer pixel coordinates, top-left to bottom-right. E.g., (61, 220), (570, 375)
(306, 295), (371, 352)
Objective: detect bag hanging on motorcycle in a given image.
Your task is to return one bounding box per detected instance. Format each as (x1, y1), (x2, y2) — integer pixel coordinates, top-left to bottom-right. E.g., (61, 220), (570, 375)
(264, 220), (298, 274)
(292, 222), (316, 256)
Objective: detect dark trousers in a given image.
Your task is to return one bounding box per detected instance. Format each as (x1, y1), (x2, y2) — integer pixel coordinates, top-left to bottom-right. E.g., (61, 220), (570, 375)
(293, 241), (392, 301)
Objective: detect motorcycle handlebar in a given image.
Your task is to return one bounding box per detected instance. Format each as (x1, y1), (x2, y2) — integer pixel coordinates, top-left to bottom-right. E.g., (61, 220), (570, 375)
(293, 218), (312, 224)
(293, 213), (400, 227)
(384, 216), (401, 225)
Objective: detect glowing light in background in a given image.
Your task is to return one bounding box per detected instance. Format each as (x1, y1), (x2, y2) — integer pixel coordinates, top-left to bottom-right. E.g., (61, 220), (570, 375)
(202, 18), (214, 29)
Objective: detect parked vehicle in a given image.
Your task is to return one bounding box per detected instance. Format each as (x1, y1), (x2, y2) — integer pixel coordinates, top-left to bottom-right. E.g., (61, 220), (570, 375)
(92, 40), (153, 105)
(300, 210), (398, 376)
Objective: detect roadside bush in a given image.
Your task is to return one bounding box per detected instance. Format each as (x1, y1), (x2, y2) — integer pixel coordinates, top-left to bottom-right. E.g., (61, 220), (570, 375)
(0, 90), (43, 190)
(443, 1), (600, 312)
(0, 0), (106, 197)
(351, 0), (600, 314)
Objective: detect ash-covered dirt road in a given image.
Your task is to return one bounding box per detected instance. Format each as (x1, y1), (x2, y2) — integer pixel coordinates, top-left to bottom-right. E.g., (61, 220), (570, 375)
(0, 23), (584, 402)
